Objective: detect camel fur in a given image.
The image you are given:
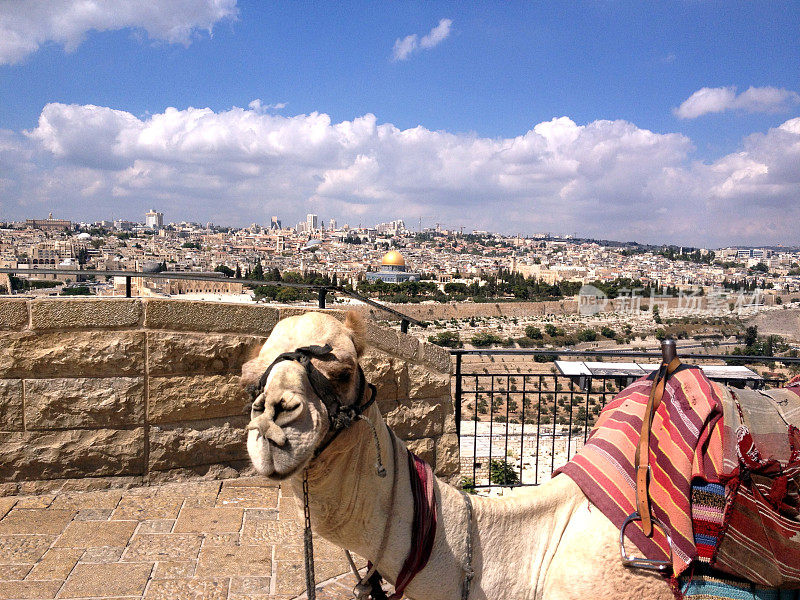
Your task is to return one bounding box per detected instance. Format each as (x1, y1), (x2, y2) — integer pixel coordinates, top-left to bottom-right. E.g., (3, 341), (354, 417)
(243, 312), (673, 600)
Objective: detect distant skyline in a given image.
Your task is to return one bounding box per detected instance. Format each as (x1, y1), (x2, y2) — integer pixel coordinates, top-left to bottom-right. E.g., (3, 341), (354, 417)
(1, 1), (799, 246)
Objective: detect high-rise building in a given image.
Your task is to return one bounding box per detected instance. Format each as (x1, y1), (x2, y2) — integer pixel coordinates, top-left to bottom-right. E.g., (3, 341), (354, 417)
(271, 216), (282, 230)
(145, 209), (164, 229)
(329, 218), (337, 230)
(306, 214), (318, 232)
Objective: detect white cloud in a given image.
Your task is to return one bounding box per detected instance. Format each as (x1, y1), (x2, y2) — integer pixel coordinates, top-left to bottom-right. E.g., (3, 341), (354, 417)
(674, 86), (800, 119)
(0, 0), (238, 65)
(248, 99), (287, 112)
(6, 102), (800, 245)
(392, 18), (452, 61)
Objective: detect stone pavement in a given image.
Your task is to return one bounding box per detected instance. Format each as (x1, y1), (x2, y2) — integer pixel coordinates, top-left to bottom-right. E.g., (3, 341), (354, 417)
(0, 477), (363, 600)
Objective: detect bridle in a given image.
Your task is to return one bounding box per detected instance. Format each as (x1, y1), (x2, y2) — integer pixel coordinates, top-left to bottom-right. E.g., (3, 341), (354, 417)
(247, 343), (378, 458)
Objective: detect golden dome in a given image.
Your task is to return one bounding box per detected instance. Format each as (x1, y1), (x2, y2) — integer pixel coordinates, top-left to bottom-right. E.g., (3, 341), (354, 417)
(381, 250), (406, 267)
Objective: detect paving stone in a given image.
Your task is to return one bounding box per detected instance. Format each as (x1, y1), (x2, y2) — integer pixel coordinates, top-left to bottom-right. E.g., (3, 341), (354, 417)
(216, 486), (278, 508)
(202, 532), (240, 546)
(221, 477), (278, 489)
(136, 519), (175, 534)
(196, 544), (271, 577)
(0, 563), (31, 580)
(25, 547), (83, 580)
(49, 490), (123, 510)
(111, 495), (183, 520)
(0, 536), (54, 563)
(181, 496), (218, 508)
(154, 480), (223, 497)
(0, 508), (75, 535)
(80, 546), (125, 563)
(174, 507), (243, 533)
(13, 495), (55, 509)
(144, 577), (230, 600)
(122, 534), (203, 561)
(0, 579), (62, 599)
(241, 519), (303, 545)
(153, 561), (196, 579)
(230, 576), (271, 594)
(56, 520), (137, 548)
(74, 508), (114, 521)
(273, 560), (349, 596)
(243, 509), (278, 522)
(60, 562), (153, 598)
(0, 497), (17, 519)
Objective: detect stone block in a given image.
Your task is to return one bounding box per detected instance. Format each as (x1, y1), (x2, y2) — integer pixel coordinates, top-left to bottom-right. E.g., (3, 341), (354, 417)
(435, 433), (460, 479)
(0, 331), (145, 378)
(0, 428), (145, 481)
(421, 341), (452, 374)
(385, 401), (444, 440)
(145, 299), (279, 335)
(407, 364), (451, 400)
(0, 300), (27, 330)
(30, 298), (141, 330)
(365, 321), (398, 354)
(147, 332), (265, 376)
(0, 508), (75, 535)
(278, 307), (345, 321)
(174, 507), (244, 533)
(397, 332), (420, 361)
(148, 416), (249, 472)
(196, 544), (271, 576)
(0, 580), (62, 598)
(148, 375), (249, 424)
(0, 380), (23, 431)
(25, 377), (144, 430)
(56, 520), (138, 548)
(359, 349), (408, 408)
(406, 437), (435, 466)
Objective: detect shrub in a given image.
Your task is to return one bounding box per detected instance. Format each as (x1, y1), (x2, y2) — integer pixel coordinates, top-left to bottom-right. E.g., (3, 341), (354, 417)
(578, 329), (598, 342)
(600, 326), (616, 338)
(524, 325), (543, 339)
(428, 331), (462, 348)
(460, 477), (476, 494)
(489, 459), (519, 486)
(470, 332), (504, 347)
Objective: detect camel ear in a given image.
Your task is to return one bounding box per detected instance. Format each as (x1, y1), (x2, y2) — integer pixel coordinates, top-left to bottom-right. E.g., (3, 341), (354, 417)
(343, 311), (366, 358)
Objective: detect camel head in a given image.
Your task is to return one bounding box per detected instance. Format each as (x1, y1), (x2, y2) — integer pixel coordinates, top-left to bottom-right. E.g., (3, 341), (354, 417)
(242, 311), (367, 479)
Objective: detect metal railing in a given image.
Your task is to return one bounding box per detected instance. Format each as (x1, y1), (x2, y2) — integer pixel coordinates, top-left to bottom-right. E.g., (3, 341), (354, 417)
(450, 346), (799, 489)
(0, 267), (424, 332)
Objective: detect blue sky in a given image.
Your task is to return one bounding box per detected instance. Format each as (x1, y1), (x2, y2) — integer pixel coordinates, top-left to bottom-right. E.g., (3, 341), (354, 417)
(1, 1), (799, 246)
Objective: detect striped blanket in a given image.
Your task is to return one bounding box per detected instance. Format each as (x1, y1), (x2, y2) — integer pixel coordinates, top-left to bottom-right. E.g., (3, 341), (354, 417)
(557, 364), (725, 574)
(557, 366), (800, 584)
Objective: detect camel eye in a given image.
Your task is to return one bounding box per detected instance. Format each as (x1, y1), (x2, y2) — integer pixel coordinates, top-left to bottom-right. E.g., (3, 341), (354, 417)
(330, 368), (352, 383)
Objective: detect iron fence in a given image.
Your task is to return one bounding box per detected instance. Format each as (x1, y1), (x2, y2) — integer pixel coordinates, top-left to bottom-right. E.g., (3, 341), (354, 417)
(450, 348), (798, 489)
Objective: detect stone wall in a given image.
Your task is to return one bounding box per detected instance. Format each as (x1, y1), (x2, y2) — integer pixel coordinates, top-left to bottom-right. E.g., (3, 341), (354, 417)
(0, 299), (456, 495)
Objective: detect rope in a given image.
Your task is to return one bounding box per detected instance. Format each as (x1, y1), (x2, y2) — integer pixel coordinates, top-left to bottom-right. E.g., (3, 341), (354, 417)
(303, 468), (316, 600)
(460, 491), (475, 600)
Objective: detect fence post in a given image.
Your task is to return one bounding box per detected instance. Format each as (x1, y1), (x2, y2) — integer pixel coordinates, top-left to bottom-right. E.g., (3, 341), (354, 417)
(400, 319), (409, 334)
(454, 352), (462, 439)
(318, 288), (327, 309)
(125, 276), (131, 298)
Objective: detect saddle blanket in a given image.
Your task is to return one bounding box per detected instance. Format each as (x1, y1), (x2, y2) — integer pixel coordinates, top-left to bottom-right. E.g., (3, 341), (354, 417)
(680, 565), (800, 599)
(556, 365), (800, 582)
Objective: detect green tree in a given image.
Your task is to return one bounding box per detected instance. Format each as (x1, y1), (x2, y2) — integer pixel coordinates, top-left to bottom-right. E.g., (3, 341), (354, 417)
(489, 459), (519, 485)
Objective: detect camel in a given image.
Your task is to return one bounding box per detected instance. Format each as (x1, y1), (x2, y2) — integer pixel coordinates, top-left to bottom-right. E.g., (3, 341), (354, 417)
(242, 311), (674, 600)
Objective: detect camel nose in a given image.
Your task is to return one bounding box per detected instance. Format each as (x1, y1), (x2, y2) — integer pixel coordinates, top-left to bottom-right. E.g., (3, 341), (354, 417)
(246, 414), (288, 446)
